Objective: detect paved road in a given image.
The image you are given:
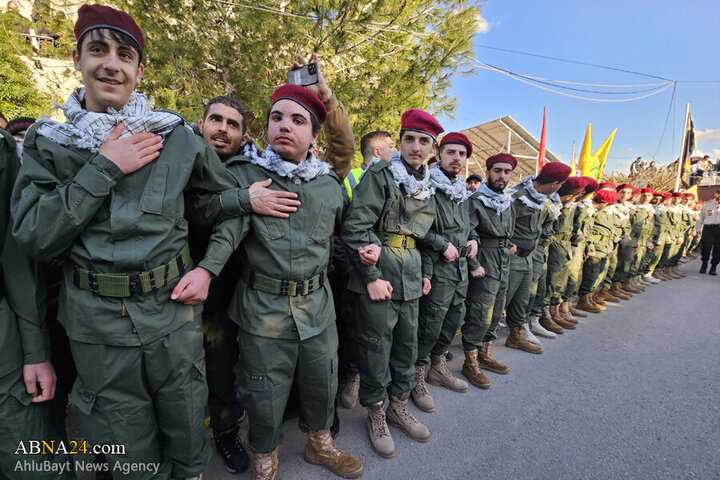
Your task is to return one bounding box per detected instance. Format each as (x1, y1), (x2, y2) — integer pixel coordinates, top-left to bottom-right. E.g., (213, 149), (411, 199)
(72, 258), (720, 479)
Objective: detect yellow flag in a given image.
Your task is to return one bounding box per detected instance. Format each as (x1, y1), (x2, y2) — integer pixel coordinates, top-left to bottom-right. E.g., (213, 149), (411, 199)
(590, 129), (617, 180)
(685, 184), (698, 198)
(569, 156), (575, 176)
(577, 124), (592, 176)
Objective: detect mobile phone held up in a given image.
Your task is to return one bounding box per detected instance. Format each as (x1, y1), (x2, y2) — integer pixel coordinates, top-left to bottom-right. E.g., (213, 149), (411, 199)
(287, 62), (319, 86)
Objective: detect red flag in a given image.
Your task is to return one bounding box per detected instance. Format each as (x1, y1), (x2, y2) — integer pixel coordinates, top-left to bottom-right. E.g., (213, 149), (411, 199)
(538, 107), (547, 169)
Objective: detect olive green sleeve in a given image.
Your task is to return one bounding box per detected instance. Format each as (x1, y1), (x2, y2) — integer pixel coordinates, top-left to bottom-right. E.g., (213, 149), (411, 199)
(11, 128), (124, 260)
(466, 197), (482, 271)
(340, 170), (385, 284)
(320, 94), (355, 181)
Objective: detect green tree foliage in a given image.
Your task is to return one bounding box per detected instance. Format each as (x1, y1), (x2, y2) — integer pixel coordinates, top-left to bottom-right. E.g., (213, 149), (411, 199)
(122, 0), (482, 155)
(0, 5), (74, 119)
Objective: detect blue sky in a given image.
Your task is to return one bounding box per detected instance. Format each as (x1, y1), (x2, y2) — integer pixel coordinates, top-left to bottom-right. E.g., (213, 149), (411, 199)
(437, 0), (720, 173)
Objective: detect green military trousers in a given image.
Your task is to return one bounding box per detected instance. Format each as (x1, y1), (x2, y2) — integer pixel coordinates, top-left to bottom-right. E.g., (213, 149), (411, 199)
(545, 243), (572, 306)
(657, 241), (674, 269)
(670, 236), (689, 266)
(463, 265), (510, 349)
(202, 310), (239, 432)
(579, 256), (608, 295)
(0, 368), (70, 479)
(355, 295), (418, 406)
(416, 276), (468, 366)
(503, 255), (534, 328)
(600, 246), (619, 289)
(629, 244), (648, 277)
(69, 319), (210, 480)
(563, 243), (587, 301)
(642, 242), (663, 275)
(611, 243), (636, 283)
(528, 247), (548, 318)
(237, 325), (337, 454)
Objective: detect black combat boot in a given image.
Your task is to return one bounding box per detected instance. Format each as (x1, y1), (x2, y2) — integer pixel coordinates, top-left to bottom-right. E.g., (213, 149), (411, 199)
(710, 265), (717, 276)
(213, 425), (249, 473)
(699, 261), (708, 274)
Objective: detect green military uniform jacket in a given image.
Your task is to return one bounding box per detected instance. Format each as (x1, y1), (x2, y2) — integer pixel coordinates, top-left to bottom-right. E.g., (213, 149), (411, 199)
(468, 188), (515, 280)
(420, 175), (475, 283)
(11, 122), (249, 346)
(341, 159), (438, 301)
(550, 202), (576, 261)
(0, 129), (49, 378)
(590, 207), (615, 257)
(573, 198), (595, 254)
(224, 156), (344, 341)
(633, 203), (655, 248)
(509, 183), (546, 260)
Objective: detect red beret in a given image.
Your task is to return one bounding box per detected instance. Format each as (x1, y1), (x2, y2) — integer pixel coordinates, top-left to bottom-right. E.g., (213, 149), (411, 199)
(616, 183), (634, 192)
(271, 84), (327, 124)
(5, 117), (35, 136)
(486, 152), (517, 169)
(401, 110), (444, 141)
(598, 182), (616, 190)
(671, 192), (684, 197)
(594, 190), (619, 204)
(557, 176), (587, 196)
(439, 132), (472, 157)
(75, 4), (144, 50)
(582, 177), (599, 193)
(538, 162), (572, 182)
(662, 193), (672, 200)
(640, 188), (655, 194)
(683, 193), (695, 199)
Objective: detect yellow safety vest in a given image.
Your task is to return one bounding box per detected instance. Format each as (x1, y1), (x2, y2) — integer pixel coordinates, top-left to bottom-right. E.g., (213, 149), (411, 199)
(342, 166), (366, 202)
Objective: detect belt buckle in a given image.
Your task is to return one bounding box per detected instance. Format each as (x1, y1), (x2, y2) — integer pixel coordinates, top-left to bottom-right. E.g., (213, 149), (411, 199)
(128, 275), (141, 295)
(279, 280), (297, 296)
(401, 236), (407, 248)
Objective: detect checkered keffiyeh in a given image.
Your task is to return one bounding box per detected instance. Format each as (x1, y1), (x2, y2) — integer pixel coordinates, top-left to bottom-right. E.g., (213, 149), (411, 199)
(429, 163), (471, 203)
(387, 151), (435, 200)
(243, 143), (331, 184)
(36, 88), (190, 152)
(476, 181), (514, 215)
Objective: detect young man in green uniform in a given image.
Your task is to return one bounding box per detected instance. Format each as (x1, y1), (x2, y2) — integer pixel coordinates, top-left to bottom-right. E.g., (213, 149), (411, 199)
(0, 128), (70, 479)
(223, 85), (362, 480)
(635, 188), (662, 285)
(412, 132), (478, 413)
(10, 6), (292, 479)
(461, 153), (517, 385)
(341, 109), (443, 458)
(503, 162), (571, 352)
(576, 190), (619, 312)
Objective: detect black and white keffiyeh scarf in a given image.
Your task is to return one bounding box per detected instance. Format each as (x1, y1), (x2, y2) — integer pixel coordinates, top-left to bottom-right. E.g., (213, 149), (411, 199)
(548, 192), (562, 220)
(476, 181), (514, 214)
(387, 151), (435, 200)
(243, 143), (330, 184)
(516, 175), (548, 211)
(429, 164), (472, 203)
(36, 88), (189, 152)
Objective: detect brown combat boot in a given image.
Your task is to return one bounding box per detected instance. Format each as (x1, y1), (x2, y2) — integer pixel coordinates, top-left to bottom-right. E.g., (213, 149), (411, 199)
(426, 354), (468, 393)
(594, 291), (607, 306)
(631, 277), (647, 291)
(569, 302), (588, 318)
(611, 282), (632, 300)
(575, 295), (601, 313)
(559, 301), (579, 323)
(539, 306), (566, 332)
(305, 430), (363, 479)
(462, 349), (492, 388)
(622, 278), (642, 293)
(599, 287), (621, 303)
(671, 266), (686, 278)
(365, 402), (395, 458)
(251, 447), (279, 480)
(506, 326), (544, 354)
(550, 305), (577, 329)
(410, 365), (435, 413)
(589, 293), (607, 311)
(386, 392), (431, 443)
(478, 342), (511, 374)
(653, 269), (669, 281)
(663, 267), (681, 279)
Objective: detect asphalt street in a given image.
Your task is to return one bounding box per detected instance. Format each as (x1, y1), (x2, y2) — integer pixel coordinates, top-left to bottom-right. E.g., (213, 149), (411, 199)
(71, 257), (720, 479)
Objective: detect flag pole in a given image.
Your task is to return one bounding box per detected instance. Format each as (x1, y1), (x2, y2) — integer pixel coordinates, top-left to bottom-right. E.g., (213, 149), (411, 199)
(675, 103), (690, 191)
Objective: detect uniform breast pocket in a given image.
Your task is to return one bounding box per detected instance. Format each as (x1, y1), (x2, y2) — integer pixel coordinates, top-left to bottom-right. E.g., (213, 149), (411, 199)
(310, 203), (334, 245)
(139, 164), (169, 215)
(261, 216), (287, 240)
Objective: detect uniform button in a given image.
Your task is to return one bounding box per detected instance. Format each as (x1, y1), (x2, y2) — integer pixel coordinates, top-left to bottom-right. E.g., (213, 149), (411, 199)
(132, 327), (137, 333)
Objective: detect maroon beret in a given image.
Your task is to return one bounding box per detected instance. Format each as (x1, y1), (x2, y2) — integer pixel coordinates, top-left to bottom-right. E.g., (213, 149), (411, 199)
(581, 176), (599, 193)
(401, 109), (444, 141)
(271, 84), (327, 124)
(5, 117), (35, 136)
(440, 132), (472, 157)
(631, 186), (641, 195)
(537, 162), (572, 183)
(671, 192), (684, 197)
(640, 188), (655, 194)
(684, 193), (696, 199)
(594, 190), (619, 204)
(557, 176), (587, 196)
(598, 182), (616, 190)
(662, 193), (673, 200)
(486, 152), (517, 169)
(75, 4), (144, 51)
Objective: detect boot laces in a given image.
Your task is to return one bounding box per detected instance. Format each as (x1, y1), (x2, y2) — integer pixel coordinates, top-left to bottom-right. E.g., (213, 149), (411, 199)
(369, 408), (391, 438)
(315, 431), (342, 457)
(254, 451), (275, 478)
(393, 398), (419, 425)
(415, 367), (430, 395)
(435, 354), (452, 377)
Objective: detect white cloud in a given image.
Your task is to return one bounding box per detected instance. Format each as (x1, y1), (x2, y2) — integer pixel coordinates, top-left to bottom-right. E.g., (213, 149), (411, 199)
(696, 128), (720, 142)
(476, 13), (491, 33)
(713, 148), (720, 158)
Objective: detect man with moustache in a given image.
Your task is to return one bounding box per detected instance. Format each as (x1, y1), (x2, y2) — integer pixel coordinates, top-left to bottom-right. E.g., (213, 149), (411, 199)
(411, 132), (479, 413)
(341, 110), (442, 458)
(462, 153), (517, 386)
